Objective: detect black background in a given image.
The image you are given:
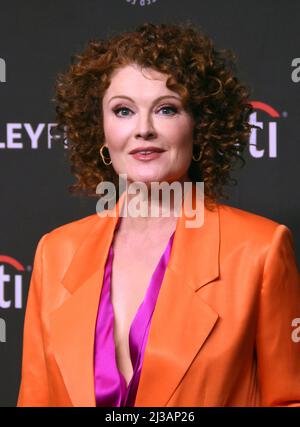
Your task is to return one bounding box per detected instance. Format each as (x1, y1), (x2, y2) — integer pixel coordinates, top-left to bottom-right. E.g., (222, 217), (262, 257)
(0, 0), (300, 406)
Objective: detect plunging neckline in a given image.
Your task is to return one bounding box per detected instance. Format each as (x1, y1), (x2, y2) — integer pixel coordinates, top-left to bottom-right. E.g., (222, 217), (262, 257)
(94, 215), (176, 407)
(109, 229), (175, 389)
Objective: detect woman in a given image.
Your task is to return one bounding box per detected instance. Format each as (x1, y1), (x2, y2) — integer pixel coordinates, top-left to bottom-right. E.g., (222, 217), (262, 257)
(17, 22), (300, 407)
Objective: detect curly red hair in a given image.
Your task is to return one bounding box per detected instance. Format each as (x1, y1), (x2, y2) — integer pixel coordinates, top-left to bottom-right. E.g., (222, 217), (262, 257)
(52, 21), (255, 210)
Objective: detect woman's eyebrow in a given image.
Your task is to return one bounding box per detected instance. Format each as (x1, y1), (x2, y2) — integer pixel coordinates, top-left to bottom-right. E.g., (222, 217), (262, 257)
(108, 95), (181, 104)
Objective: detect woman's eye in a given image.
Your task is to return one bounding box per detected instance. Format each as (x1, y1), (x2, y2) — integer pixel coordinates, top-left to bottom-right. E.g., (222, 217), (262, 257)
(113, 107), (132, 117)
(158, 105), (178, 115)
(112, 105), (178, 117)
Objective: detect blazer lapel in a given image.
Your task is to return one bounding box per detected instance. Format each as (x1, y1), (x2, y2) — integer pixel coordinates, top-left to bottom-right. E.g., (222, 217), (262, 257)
(49, 193), (126, 406)
(49, 184), (220, 407)
(134, 185), (220, 406)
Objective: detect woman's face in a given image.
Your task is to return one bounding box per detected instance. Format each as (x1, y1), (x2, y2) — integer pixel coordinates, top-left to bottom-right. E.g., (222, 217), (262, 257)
(102, 63), (195, 186)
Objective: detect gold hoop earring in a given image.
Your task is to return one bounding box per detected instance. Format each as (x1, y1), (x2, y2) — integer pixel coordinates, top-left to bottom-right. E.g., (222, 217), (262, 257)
(192, 144), (204, 162)
(99, 144), (112, 166)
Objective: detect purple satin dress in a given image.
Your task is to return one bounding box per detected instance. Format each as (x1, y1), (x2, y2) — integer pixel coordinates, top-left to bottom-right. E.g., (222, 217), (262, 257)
(93, 217), (175, 407)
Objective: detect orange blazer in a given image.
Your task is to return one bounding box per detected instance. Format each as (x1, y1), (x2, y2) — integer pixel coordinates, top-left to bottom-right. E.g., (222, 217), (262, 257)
(17, 186), (300, 407)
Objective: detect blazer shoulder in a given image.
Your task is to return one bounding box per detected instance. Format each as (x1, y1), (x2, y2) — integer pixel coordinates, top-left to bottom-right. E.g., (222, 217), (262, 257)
(217, 203), (285, 245)
(42, 213), (100, 248)
(33, 214), (103, 279)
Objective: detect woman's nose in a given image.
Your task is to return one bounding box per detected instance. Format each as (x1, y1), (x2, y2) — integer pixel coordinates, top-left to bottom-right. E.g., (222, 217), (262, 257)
(134, 113), (157, 140)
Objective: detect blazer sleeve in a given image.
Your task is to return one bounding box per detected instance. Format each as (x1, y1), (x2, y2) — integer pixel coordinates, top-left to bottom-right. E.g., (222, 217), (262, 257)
(255, 224), (300, 406)
(17, 233), (50, 406)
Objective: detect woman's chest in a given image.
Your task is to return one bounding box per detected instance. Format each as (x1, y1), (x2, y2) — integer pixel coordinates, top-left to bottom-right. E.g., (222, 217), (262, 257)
(108, 235), (169, 384)
(110, 245), (159, 349)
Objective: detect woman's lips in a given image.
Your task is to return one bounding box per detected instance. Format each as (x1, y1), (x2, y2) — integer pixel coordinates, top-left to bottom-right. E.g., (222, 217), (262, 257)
(130, 151), (165, 161)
